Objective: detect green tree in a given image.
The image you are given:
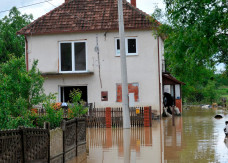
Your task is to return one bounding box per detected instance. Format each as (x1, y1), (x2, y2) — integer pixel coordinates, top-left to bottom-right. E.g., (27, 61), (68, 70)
(152, 0), (227, 103)
(163, 0), (227, 70)
(0, 7), (33, 63)
(0, 56), (45, 118)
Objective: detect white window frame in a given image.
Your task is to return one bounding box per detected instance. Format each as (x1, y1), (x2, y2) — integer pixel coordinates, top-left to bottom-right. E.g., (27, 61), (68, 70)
(115, 37), (138, 56)
(59, 41), (87, 73)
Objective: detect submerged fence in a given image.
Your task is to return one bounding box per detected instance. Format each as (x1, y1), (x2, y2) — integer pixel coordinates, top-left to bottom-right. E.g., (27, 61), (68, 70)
(86, 106), (156, 128)
(86, 108), (106, 128)
(0, 118), (86, 163)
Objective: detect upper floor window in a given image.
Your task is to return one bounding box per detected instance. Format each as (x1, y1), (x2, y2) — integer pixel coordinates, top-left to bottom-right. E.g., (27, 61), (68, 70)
(59, 41), (87, 72)
(115, 37), (138, 56)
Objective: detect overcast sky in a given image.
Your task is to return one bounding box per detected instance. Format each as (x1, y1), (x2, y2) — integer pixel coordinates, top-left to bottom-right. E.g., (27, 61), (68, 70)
(0, 0), (166, 19)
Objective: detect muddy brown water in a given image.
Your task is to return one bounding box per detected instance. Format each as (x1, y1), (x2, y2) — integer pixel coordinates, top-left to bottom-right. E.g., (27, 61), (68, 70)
(68, 108), (228, 163)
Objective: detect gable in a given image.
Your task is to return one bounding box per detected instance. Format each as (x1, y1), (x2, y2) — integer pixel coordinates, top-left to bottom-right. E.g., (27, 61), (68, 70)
(17, 0), (158, 35)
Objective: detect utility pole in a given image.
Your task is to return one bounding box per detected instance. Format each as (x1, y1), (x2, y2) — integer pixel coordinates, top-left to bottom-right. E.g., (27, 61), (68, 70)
(118, 0), (131, 129)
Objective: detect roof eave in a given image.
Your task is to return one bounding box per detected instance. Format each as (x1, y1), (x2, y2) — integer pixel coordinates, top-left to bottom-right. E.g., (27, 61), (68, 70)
(17, 26), (154, 36)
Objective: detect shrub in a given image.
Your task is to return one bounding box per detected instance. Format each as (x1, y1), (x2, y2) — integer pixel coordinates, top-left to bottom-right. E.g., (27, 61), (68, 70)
(68, 89), (88, 119)
(42, 95), (64, 129)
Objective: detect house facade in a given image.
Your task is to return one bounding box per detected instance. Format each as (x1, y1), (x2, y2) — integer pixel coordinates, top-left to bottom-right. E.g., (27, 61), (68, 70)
(18, 0), (164, 115)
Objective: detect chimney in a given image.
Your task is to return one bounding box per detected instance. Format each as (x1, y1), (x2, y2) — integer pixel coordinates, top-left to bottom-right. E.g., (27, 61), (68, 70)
(65, 0), (69, 3)
(131, 0), (136, 7)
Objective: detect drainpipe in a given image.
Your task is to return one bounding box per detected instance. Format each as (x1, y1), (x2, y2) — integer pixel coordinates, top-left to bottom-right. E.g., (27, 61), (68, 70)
(25, 36), (29, 72)
(157, 37), (162, 117)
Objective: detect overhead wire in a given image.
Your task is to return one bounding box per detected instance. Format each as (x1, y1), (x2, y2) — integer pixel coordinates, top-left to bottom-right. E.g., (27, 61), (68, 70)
(0, 0), (54, 14)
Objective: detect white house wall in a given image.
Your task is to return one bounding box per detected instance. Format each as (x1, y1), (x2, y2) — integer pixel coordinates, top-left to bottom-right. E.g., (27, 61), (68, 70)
(159, 37), (164, 110)
(27, 30), (161, 110)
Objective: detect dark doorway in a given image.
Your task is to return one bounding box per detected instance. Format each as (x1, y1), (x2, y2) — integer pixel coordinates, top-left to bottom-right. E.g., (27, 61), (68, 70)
(60, 86), (87, 102)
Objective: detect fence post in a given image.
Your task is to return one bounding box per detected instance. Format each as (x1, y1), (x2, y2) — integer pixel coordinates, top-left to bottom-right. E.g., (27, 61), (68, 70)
(144, 107), (150, 127)
(106, 107), (111, 128)
(44, 122), (50, 130)
(48, 129), (50, 163)
(18, 126), (26, 163)
(76, 118), (78, 157)
(172, 106), (175, 126)
(43, 122), (51, 163)
(61, 120), (66, 163)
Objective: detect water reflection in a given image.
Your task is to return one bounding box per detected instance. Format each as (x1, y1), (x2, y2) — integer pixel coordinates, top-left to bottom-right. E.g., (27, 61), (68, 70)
(86, 122), (162, 163)
(68, 108), (228, 163)
(163, 108), (228, 163)
(163, 117), (183, 161)
(224, 138), (228, 149)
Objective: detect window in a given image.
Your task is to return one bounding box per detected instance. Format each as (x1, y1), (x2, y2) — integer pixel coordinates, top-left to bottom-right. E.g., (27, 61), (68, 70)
(60, 86), (88, 102)
(60, 41), (86, 72)
(115, 37), (138, 56)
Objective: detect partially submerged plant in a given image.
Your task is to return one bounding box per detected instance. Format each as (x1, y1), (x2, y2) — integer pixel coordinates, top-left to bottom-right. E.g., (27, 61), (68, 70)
(68, 89), (88, 118)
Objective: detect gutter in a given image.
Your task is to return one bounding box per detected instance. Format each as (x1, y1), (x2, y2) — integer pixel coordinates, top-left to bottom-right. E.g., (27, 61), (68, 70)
(157, 37), (162, 117)
(157, 37), (164, 163)
(25, 36), (29, 72)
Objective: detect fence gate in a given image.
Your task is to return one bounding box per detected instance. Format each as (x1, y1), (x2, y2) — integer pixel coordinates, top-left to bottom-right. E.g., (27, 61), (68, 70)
(0, 128), (50, 163)
(129, 107), (144, 127)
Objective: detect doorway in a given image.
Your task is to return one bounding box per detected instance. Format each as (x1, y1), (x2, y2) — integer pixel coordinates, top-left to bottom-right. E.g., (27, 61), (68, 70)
(60, 86), (88, 102)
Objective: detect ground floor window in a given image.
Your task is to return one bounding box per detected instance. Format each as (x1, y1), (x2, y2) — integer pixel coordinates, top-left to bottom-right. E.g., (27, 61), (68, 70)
(60, 86), (88, 103)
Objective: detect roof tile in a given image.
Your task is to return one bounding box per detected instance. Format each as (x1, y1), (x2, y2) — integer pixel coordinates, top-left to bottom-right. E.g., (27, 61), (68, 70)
(18, 0), (159, 35)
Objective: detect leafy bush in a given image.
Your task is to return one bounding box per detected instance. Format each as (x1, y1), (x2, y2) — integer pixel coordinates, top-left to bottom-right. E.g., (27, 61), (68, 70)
(68, 89), (88, 119)
(0, 56), (45, 117)
(0, 57), (87, 130)
(42, 96), (64, 129)
(0, 56), (51, 129)
(6, 114), (34, 129)
(28, 95), (64, 129)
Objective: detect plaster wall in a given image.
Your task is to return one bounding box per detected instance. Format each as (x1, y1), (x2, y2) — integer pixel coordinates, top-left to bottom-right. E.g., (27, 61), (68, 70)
(27, 30), (161, 110)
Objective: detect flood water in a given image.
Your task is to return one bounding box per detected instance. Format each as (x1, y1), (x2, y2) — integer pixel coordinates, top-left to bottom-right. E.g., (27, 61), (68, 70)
(68, 108), (228, 163)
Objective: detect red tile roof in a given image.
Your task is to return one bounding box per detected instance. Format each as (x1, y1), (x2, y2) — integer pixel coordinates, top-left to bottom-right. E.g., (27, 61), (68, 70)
(163, 73), (186, 85)
(18, 0), (158, 35)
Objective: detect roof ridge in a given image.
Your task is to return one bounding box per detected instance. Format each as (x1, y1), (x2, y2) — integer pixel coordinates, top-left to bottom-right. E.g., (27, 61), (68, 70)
(18, 0), (156, 35)
(124, 0), (160, 26)
(124, 0), (151, 18)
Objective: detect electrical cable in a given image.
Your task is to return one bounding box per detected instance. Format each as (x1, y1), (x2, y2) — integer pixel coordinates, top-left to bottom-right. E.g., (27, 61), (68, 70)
(0, 0), (54, 14)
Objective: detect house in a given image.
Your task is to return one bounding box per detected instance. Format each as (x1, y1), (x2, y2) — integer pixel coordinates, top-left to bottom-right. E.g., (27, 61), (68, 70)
(18, 0), (184, 116)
